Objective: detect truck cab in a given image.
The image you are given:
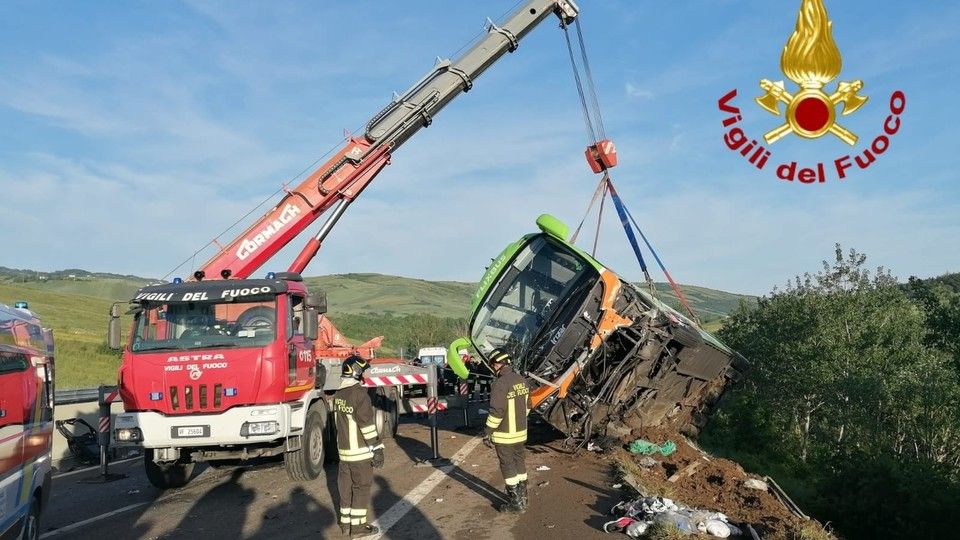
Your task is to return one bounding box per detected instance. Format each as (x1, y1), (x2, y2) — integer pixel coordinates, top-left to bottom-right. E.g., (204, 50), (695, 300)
(449, 215), (747, 439)
(0, 303), (54, 540)
(112, 273), (330, 488)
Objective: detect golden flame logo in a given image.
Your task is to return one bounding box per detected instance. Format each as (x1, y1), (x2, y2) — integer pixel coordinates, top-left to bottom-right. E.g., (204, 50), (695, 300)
(755, 0), (867, 145)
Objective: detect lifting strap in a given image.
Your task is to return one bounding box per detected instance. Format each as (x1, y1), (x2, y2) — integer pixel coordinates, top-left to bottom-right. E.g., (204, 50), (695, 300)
(560, 13), (698, 324)
(607, 180), (700, 324)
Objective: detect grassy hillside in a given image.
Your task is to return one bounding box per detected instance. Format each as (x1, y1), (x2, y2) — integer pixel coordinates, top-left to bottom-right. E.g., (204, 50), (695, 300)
(305, 273), (476, 318)
(0, 283), (129, 389)
(2, 271), (753, 388)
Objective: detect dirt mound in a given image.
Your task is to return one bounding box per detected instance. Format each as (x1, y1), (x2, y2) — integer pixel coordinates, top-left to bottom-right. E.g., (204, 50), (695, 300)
(614, 426), (816, 538)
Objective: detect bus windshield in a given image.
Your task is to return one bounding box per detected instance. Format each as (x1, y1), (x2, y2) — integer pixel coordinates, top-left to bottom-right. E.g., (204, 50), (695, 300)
(132, 297), (277, 352)
(470, 236), (597, 364)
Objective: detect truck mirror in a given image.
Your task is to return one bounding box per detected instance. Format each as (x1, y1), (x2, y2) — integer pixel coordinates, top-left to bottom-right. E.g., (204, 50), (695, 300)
(306, 293), (327, 314)
(304, 306), (319, 340)
(108, 302), (123, 350)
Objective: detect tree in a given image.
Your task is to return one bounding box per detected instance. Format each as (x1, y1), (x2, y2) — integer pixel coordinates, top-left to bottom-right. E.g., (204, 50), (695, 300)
(703, 245), (960, 539)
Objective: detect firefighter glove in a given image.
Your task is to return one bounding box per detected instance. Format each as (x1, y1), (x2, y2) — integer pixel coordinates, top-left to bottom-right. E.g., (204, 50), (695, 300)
(482, 435), (493, 449)
(371, 448), (385, 468)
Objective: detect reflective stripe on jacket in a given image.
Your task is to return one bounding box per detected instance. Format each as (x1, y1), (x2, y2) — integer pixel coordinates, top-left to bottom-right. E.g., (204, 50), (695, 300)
(333, 380), (383, 461)
(485, 365), (530, 445)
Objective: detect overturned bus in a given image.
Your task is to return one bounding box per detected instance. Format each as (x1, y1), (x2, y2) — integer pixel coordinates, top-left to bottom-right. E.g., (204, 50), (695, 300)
(448, 215), (747, 440)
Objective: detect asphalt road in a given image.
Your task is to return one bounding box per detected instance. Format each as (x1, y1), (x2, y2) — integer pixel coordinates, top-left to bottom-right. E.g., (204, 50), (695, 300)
(41, 409), (618, 539)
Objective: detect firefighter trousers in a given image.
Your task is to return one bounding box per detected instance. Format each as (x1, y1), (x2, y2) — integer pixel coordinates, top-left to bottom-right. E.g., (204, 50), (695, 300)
(494, 442), (527, 486)
(338, 459), (373, 527)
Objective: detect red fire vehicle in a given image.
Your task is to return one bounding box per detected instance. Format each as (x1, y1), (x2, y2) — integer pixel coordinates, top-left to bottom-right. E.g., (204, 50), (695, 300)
(110, 0), (581, 488)
(0, 302), (54, 540)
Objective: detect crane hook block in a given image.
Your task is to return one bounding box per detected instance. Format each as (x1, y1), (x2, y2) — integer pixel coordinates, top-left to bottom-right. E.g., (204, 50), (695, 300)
(585, 139), (618, 173)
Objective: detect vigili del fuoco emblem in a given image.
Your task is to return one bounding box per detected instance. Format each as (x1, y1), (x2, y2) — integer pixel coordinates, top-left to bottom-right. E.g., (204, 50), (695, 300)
(718, 0), (905, 184)
(755, 0), (867, 145)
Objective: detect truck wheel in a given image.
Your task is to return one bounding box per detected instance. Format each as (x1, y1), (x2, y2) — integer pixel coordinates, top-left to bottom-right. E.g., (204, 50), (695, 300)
(144, 449), (194, 489)
(19, 495), (40, 540)
(375, 387), (398, 439)
(285, 404), (326, 481)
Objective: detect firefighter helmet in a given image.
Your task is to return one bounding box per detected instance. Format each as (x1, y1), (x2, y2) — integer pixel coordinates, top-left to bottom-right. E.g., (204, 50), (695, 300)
(488, 348), (512, 366)
(342, 354), (369, 381)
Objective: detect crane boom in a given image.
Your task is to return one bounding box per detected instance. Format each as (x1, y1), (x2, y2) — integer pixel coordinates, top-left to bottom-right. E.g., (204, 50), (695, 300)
(197, 0), (579, 280)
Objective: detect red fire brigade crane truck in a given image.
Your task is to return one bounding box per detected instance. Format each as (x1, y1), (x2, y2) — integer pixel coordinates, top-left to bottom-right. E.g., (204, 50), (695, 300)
(0, 302), (54, 540)
(109, 0), (581, 488)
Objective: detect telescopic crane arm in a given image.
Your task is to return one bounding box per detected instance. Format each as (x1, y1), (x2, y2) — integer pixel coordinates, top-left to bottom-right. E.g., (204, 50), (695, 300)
(196, 0), (580, 281)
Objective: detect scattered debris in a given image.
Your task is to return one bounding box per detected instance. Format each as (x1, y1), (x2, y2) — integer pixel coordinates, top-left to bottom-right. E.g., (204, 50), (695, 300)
(605, 496), (741, 538)
(617, 425), (823, 538)
(435, 498), (444, 503)
(587, 441), (603, 452)
(538, 481), (550, 487)
(612, 483), (623, 489)
(668, 459), (704, 483)
(637, 456), (658, 469)
(536, 465), (551, 471)
(743, 478), (768, 491)
(628, 438), (676, 457)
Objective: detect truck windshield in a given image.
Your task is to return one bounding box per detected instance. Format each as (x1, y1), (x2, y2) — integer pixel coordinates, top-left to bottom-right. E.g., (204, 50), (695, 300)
(471, 236), (596, 363)
(131, 297), (278, 352)
(419, 355), (445, 366)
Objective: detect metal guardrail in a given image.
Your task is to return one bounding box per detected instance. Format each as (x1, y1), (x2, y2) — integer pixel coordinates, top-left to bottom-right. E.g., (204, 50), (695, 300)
(55, 387), (101, 405)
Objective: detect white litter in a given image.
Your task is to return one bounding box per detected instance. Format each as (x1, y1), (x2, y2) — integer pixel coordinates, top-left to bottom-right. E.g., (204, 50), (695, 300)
(612, 483), (623, 489)
(536, 465), (551, 471)
(435, 498), (444, 503)
(702, 519), (732, 538)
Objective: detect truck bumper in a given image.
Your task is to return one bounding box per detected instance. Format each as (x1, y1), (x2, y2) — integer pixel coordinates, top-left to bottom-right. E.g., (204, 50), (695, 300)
(114, 403), (300, 449)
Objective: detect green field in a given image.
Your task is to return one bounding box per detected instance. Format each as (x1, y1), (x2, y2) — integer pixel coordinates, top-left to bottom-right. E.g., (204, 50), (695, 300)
(1, 273), (752, 388)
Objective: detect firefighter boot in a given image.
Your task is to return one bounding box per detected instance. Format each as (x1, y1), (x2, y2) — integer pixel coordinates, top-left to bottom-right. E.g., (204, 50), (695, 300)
(517, 480), (529, 511)
(498, 485), (523, 513)
(350, 524), (380, 537)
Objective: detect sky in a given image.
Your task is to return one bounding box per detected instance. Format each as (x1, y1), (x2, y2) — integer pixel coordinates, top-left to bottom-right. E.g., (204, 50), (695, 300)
(0, 1), (957, 295)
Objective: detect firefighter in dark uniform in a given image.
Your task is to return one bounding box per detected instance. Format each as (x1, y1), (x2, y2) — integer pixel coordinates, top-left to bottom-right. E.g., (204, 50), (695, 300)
(333, 355), (384, 536)
(483, 348), (531, 513)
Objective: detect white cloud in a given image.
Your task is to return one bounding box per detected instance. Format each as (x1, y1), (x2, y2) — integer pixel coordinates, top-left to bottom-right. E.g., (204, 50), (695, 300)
(625, 82), (654, 99)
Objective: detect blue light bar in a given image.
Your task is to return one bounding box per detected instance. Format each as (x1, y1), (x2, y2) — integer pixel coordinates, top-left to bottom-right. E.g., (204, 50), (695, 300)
(14, 301), (28, 309)
(173, 277), (183, 284)
(149, 392), (163, 401)
(266, 272), (276, 280)
(224, 388), (238, 397)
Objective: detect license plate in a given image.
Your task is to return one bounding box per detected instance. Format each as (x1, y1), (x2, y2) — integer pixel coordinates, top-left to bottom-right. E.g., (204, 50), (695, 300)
(174, 425), (207, 438)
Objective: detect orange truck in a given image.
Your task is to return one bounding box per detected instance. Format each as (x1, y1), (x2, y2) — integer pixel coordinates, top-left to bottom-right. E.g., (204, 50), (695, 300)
(0, 302), (54, 540)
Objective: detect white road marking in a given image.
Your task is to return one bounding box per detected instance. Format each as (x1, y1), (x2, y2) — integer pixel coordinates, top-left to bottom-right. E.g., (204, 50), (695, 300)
(52, 457), (140, 479)
(363, 436), (483, 539)
(40, 502), (148, 538)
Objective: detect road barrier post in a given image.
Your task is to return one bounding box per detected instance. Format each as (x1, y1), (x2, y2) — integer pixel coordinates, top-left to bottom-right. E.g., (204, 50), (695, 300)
(459, 380), (470, 428)
(81, 385), (126, 483)
(427, 364), (440, 461)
